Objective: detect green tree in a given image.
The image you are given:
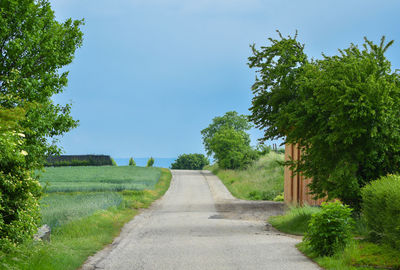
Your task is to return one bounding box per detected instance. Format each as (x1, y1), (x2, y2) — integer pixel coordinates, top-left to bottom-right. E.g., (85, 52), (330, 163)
(0, 0), (84, 168)
(129, 157), (136, 166)
(171, 153), (209, 170)
(249, 31), (400, 209)
(146, 157), (154, 167)
(201, 111), (252, 157)
(209, 127), (257, 169)
(0, 0), (83, 247)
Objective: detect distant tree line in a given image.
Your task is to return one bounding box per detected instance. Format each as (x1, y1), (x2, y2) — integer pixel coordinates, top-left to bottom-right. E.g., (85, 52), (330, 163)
(45, 155), (113, 167)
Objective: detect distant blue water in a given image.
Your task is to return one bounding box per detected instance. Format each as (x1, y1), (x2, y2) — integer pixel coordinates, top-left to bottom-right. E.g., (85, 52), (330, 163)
(114, 157), (177, 168)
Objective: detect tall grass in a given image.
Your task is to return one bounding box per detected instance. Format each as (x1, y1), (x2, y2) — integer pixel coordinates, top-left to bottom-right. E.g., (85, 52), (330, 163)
(209, 151), (284, 200)
(269, 205), (322, 235)
(39, 166), (161, 192)
(41, 192), (123, 228)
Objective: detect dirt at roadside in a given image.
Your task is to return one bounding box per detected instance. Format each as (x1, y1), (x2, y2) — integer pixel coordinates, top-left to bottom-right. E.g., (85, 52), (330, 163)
(201, 170), (303, 240)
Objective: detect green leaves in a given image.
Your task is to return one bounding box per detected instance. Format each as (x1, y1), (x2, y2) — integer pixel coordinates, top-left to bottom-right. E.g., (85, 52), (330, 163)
(249, 32), (400, 209)
(304, 201), (354, 257)
(0, 0), (83, 248)
(171, 154), (209, 170)
(201, 111), (252, 157)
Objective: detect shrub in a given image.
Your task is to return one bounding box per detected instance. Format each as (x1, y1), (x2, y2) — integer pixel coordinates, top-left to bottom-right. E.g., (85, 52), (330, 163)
(273, 192), (284, 202)
(361, 174), (400, 249)
(0, 129), (41, 249)
(146, 157), (154, 167)
(129, 157), (136, 166)
(111, 158), (117, 166)
(171, 154), (209, 170)
(304, 201), (354, 256)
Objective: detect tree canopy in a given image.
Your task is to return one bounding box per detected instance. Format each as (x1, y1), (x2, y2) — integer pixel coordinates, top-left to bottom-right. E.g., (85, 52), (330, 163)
(201, 111), (252, 157)
(0, 0), (83, 247)
(249, 32), (400, 209)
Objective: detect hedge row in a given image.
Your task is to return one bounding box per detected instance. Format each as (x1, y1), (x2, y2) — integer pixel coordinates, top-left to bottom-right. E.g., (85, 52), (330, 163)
(45, 155), (113, 167)
(362, 174), (400, 249)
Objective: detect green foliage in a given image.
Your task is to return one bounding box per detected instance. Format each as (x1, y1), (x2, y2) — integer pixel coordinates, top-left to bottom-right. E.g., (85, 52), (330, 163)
(111, 157), (117, 166)
(39, 166), (162, 192)
(209, 127), (257, 169)
(249, 31), (400, 210)
(269, 205), (321, 235)
(210, 151), (284, 200)
(361, 174), (400, 249)
(0, 0), (83, 167)
(41, 192), (123, 229)
(201, 111), (252, 157)
(273, 192), (284, 202)
(146, 157), (154, 167)
(305, 201), (354, 256)
(0, 108), (42, 249)
(171, 153), (209, 170)
(298, 240), (400, 270)
(0, 0), (83, 248)
(255, 144), (271, 156)
(129, 157), (136, 166)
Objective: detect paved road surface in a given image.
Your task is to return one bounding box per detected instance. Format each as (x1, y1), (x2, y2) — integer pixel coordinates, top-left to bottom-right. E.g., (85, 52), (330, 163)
(82, 170), (320, 270)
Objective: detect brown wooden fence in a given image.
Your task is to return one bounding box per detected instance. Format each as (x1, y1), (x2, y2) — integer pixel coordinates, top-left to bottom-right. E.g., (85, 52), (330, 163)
(284, 143), (325, 206)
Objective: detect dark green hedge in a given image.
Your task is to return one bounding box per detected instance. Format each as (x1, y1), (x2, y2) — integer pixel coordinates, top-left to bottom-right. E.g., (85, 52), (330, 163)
(45, 155), (113, 167)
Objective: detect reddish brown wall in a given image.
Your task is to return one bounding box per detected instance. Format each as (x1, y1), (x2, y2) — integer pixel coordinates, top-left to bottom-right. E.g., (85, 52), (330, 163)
(284, 143), (325, 206)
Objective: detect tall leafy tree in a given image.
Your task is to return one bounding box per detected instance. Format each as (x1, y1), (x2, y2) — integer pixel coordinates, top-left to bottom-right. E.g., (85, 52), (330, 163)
(249, 32), (400, 209)
(201, 111), (252, 157)
(0, 0), (83, 246)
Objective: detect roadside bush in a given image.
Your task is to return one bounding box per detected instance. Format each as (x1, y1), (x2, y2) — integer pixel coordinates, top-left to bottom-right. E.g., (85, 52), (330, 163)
(361, 174), (400, 249)
(129, 157), (136, 166)
(273, 192), (284, 202)
(147, 157), (154, 167)
(0, 130), (41, 249)
(304, 201), (354, 256)
(171, 153), (209, 170)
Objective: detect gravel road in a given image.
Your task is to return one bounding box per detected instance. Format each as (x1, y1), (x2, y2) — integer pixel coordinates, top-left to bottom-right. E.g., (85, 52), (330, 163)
(81, 170), (320, 270)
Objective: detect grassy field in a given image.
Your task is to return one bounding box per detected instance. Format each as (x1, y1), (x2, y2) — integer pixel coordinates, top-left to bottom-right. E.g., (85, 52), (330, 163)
(1, 168), (172, 270)
(41, 192), (123, 228)
(207, 151), (284, 200)
(39, 166), (161, 192)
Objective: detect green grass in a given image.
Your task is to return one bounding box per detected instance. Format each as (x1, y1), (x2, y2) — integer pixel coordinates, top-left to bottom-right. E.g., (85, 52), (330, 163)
(298, 240), (400, 270)
(207, 151), (284, 200)
(269, 205), (321, 235)
(0, 168), (172, 270)
(41, 192), (123, 228)
(39, 166), (161, 192)
(269, 205), (400, 269)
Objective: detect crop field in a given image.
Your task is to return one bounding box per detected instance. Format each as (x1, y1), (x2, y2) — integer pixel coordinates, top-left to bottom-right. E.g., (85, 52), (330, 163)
(41, 192), (123, 228)
(39, 166), (162, 192)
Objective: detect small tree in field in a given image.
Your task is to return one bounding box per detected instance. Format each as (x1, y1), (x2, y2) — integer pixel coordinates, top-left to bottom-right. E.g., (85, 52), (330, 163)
(129, 157), (136, 166)
(147, 157), (155, 167)
(249, 31), (400, 209)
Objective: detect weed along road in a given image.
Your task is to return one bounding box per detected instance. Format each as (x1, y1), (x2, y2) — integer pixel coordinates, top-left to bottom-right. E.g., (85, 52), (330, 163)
(82, 170), (320, 270)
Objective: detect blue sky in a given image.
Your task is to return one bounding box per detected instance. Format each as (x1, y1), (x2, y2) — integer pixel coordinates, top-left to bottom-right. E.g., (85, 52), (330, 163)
(49, 0), (400, 158)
